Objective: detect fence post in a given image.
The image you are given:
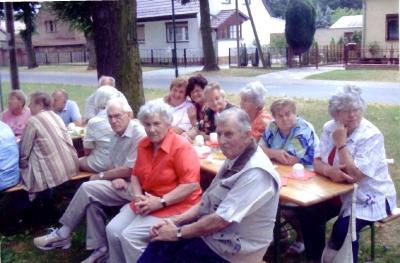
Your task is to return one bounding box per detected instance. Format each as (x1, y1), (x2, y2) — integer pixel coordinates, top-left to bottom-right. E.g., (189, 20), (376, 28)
(84, 50), (87, 63)
(315, 43), (319, 69)
(70, 52), (73, 63)
(228, 48), (231, 67)
(151, 49), (154, 64)
(57, 52), (60, 64)
(45, 53), (48, 64)
(184, 48), (187, 67)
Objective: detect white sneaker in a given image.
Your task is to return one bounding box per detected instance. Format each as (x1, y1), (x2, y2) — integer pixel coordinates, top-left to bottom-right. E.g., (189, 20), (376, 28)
(81, 247), (108, 263)
(33, 228), (71, 251)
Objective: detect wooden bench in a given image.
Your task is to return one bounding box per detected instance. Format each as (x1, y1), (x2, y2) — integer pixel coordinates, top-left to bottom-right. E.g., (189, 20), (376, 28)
(3, 171), (95, 193)
(368, 207), (400, 262)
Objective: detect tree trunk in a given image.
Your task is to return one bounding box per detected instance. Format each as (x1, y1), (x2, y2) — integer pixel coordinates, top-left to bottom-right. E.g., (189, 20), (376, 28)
(91, 0), (144, 115)
(5, 2), (20, 90)
(85, 34), (97, 70)
(199, 0), (219, 71)
(21, 3), (38, 69)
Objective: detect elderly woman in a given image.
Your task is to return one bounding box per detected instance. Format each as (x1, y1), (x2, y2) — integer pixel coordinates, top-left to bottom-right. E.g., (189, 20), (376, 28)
(1, 90), (31, 137)
(260, 98), (318, 255)
(307, 86), (397, 263)
(19, 91), (78, 193)
(240, 81), (273, 141)
(182, 74), (208, 140)
(79, 86), (119, 172)
(154, 76), (193, 134)
(197, 83), (234, 139)
(105, 101), (202, 263)
(260, 98), (318, 169)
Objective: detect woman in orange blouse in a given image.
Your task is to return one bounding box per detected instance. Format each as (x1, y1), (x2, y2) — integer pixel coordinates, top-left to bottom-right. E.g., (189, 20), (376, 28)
(106, 101), (202, 263)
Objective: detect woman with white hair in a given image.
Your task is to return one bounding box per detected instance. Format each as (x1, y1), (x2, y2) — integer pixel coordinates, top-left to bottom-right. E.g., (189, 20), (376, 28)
(105, 101), (202, 263)
(1, 90), (31, 137)
(300, 86), (397, 263)
(79, 87), (118, 172)
(240, 81), (273, 141)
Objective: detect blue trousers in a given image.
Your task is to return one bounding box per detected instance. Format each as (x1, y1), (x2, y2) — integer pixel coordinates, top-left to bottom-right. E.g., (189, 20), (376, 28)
(328, 215), (373, 263)
(137, 237), (229, 263)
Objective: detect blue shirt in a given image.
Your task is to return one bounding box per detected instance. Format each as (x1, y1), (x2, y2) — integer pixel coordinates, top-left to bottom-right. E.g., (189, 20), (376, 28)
(0, 121), (20, 191)
(55, 100), (81, 126)
(261, 117), (319, 169)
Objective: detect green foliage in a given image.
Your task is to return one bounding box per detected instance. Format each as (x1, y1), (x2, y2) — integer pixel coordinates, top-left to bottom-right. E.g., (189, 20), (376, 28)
(337, 37), (344, 45)
(265, 0), (288, 18)
(331, 7), (362, 24)
(330, 37), (336, 46)
(315, 4), (331, 28)
(285, 0), (316, 55)
(269, 34), (287, 49)
(49, 2), (93, 37)
(368, 41), (380, 56)
(352, 31), (362, 43)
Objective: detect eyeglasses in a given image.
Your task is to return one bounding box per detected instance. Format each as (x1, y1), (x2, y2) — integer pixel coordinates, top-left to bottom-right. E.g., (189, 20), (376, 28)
(107, 112), (127, 120)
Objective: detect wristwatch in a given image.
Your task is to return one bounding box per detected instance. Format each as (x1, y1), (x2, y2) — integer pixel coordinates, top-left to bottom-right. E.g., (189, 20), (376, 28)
(160, 197), (167, 207)
(176, 227), (183, 240)
(99, 172), (104, 179)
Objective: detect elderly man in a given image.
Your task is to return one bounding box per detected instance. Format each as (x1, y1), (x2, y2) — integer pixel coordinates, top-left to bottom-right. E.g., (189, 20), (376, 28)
(138, 107), (280, 263)
(0, 121), (20, 191)
(33, 97), (146, 263)
(51, 89), (82, 126)
(83, 75), (125, 123)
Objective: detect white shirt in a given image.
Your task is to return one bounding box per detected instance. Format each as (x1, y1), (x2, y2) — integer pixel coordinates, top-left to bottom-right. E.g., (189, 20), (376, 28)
(315, 118), (397, 221)
(152, 98), (193, 132)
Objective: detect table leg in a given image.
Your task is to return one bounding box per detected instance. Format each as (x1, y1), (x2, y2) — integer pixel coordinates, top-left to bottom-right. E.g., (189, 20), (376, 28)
(274, 204), (281, 263)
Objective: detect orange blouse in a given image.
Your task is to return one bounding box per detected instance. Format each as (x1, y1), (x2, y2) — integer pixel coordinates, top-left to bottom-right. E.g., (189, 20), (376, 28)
(130, 129), (202, 217)
(251, 109), (273, 141)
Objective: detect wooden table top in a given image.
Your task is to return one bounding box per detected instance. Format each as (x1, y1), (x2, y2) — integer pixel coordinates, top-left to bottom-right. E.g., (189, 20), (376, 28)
(200, 159), (354, 207)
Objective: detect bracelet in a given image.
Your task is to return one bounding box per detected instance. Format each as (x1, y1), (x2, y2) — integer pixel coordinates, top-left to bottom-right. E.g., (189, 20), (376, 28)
(338, 144), (347, 151)
(176, 227), (183, 240)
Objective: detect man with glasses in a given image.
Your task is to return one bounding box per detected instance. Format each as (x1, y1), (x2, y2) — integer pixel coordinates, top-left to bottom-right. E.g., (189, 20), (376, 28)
(33, 97), (146, 263)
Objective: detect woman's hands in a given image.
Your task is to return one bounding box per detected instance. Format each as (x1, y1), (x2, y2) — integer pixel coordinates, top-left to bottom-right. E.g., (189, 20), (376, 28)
(150, 219), (179, 241)
(269, 149), (299, 165)
(332, 121), (347, 147)
(135, 192), (163, 215)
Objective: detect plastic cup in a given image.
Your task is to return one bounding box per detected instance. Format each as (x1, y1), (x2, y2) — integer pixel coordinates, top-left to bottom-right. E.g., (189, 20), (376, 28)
(195, 135), (205, 146)
(210, 132), (218, 144)
(292, 163), (305, 178)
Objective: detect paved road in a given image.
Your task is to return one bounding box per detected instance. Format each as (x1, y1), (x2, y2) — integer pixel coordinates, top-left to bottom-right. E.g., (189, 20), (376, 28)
(1, 66), (399, 104)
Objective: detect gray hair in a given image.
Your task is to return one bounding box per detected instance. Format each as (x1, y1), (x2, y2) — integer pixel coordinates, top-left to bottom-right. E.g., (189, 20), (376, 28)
(328, 85), (366, 117)
(9, 90), (27, 107)
(99, 75), (116, 87)
(137, 101), (173, 126)
(106, 97), (132, 113)
(240, 81), (267, 108)
(215, 107), (251, 133)
(204, 82), (226, 99)
(94, 86), (121, 110)
(52, 89), (68, 100)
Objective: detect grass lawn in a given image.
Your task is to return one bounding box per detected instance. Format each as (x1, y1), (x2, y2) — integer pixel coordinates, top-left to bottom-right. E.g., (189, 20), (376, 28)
(190, 67), (283, 77)
(306, 69), (400, 82)
(0, 65), (162, 73)
(1, 83), (399, 262)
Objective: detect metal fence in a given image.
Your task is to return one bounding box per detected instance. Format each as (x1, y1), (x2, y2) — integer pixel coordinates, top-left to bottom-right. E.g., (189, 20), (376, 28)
(35, 51), (89, 65)
(139, 48), (204, 66)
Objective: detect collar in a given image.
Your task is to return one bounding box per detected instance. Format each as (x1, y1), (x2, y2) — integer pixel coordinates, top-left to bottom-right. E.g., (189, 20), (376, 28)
(120, 120), (135, 138)
(221, 139), (258, 177)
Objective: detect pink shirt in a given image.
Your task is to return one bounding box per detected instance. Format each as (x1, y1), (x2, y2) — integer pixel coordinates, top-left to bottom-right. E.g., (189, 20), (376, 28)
(1, 107), (31, 136)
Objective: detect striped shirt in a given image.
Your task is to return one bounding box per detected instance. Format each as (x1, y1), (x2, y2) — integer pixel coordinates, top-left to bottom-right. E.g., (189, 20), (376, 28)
(109, 119), (146, 169)
(83, 110), (114, 172)
(316, 118), (397, 221)
(19, 111), (79, 192)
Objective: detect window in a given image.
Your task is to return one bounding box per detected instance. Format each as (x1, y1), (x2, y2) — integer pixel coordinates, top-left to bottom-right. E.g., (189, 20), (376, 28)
(166, 22), (189, 42)
(227, 24), (241, 39)
(45, 20), (57, 33)
(386, 14), (399, 41)
(137, 25), (145, 43)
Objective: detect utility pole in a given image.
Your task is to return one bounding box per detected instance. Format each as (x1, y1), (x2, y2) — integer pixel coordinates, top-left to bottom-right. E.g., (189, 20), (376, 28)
(235, 0), (240, 68)
(171, 0), (179, 77)
(5, 2), (20, 90)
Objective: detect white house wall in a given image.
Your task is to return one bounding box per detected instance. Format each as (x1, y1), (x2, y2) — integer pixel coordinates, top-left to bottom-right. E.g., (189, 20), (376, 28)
(209, 0), (285, 46)
(314, 27), (362, 46)
(138, 17), (203, 59)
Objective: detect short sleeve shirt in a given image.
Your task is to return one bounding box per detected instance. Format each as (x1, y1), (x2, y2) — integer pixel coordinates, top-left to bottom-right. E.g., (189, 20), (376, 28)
(0, 121), (20, 191)
(109, 119), (146, 169)
(130, 129), (202, 218)
(251, 109), (273, 141)
(55, 100), (81, 126)
(1, 107), (31, 136)
(315, 118), (397, 221)
(261, 117), (319, 169)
